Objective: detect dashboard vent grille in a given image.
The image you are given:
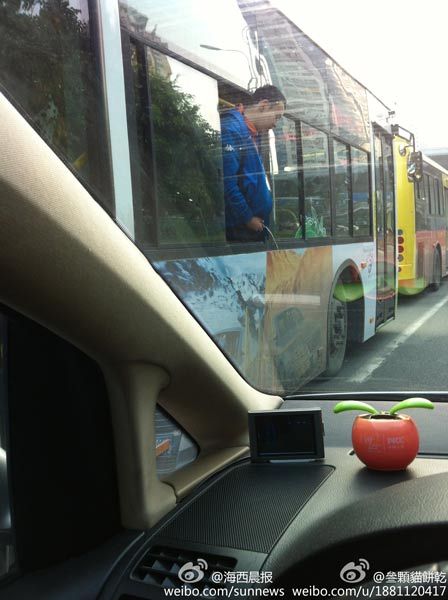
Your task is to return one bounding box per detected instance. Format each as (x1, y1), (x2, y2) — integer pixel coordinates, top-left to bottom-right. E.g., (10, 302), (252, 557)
(131, 545), (237, 593)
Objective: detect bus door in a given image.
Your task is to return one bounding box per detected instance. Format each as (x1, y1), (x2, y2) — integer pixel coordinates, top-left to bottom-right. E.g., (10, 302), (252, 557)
(374, 128), (396, 325)
(444, 183), (448, 269)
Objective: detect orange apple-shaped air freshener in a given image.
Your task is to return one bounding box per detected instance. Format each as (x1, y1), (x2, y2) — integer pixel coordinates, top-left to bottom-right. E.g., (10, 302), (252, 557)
(334, 398), (434, 471)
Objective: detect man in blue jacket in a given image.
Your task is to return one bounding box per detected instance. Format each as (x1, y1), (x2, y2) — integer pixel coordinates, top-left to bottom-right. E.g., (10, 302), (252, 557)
(221, 85), (286, 242)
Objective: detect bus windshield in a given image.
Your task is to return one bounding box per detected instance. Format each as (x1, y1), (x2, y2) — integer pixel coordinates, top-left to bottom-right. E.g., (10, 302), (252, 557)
(2, 0), (448, 397)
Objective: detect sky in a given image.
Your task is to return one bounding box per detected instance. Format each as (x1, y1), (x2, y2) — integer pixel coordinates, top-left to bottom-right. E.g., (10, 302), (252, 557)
(273, 0), (448, 150)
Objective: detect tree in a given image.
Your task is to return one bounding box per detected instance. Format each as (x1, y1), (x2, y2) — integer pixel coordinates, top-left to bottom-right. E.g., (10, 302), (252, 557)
(0, 1), (99, 175)
(144, 63), (225, 242)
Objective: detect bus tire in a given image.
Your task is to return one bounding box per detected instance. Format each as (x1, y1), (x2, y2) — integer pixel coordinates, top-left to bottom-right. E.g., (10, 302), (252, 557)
(323, 287), (348, 377)
(429, 250), (441, 292)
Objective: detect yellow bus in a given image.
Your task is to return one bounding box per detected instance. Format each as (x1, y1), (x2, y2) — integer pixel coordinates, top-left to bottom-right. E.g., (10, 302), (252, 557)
(393, 126), (448, 294)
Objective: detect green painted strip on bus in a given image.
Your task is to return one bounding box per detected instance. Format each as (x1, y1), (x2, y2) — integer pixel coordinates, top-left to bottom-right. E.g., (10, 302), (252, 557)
(334, 282), (364, 303)
(398, 278), (427, 296)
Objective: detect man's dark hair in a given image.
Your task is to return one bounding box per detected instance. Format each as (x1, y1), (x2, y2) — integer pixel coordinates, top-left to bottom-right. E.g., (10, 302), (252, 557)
(251, 85), (286, 108)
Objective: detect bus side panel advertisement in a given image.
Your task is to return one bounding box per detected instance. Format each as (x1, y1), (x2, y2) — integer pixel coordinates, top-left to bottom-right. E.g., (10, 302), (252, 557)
(332, 242), (377, 341)
(157, 246), (333, 394)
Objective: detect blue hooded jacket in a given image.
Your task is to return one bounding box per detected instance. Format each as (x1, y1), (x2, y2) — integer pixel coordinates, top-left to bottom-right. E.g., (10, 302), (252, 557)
(220, 109), (272, 231)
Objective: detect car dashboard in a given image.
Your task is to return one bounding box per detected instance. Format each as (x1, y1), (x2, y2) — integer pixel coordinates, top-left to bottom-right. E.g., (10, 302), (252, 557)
(2, 398), (448, 600)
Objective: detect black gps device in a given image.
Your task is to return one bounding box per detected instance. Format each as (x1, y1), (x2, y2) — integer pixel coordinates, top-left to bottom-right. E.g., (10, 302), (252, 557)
(248, 408), (325, 462)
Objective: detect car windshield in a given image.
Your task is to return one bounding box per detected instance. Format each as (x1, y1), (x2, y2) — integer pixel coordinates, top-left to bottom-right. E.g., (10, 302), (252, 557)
(1, 0), (447, 398)
(4, 1), (448, 594)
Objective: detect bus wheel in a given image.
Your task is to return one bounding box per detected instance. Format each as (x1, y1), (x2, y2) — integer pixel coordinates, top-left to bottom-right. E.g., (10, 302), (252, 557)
(323, 289), (348, 377)
(430, 250), (441, 292)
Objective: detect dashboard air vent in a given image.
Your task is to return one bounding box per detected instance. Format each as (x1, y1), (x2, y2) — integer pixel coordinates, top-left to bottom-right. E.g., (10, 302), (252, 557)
(131, 545), (237, 593)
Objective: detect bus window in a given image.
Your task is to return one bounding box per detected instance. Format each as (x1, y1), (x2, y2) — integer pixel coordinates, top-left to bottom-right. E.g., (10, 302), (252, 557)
(301, 123), (331, 238)
(272, 117), (301, 239)
(0, 0), (112, 211)
(333, 140), (351, 237)
(374, 134), (384, 237)
(415, 181), (426, 230)
(424, 174), (431, 214)
(119, 0), (254, 91)
(351, 147), (370, 236)
(429, 177), (436, 215)
(129, 44), (225, 247)
(435, 179), (442, 215)
(384, 148), (394, 231)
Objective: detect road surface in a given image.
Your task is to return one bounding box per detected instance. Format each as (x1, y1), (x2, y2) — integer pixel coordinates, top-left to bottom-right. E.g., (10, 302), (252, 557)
(301, 278), (448, 394)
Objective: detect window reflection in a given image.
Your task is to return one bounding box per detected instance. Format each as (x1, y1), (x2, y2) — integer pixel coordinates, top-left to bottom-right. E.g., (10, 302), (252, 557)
(328, 62), (370, 150)
(415, 181), (425, 230)
(255, 13), (330, 133)
(272, 118), (301, 239)
(155, 407), (198, 476)
(424, 174), (430, 214)
(429, 177), (436, 215)
(120, 0), (255, 90)
(351, 148), (370, 236)
(243, 5), (370, 149)
(382, 143), (394, 239)
(141, 47), (225, 245)
(435, 179), (441, 214)
(333, 141), (350, 237)
(0, 0), (112, 210)
(301, 123), (331, 238)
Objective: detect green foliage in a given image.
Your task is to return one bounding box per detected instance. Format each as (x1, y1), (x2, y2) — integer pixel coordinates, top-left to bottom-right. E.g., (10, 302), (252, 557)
(148, 70), (224, 243)
(0, 1), (93, 163)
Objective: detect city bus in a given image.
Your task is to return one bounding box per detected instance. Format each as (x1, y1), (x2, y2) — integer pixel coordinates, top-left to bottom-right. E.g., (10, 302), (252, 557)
(393, 126), (448, 295)
(0, 0), (398, 395)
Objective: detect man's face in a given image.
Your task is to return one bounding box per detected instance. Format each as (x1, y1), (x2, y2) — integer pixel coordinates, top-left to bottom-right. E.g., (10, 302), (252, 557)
(255, 99), (285, 131)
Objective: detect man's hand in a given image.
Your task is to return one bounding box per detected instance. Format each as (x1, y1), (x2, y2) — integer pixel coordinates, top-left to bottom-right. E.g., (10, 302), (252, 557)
(246, 217), (264, 232)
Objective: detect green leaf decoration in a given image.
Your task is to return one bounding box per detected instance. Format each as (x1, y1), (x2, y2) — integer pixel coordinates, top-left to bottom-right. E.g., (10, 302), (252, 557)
(333, 401), (378, 415)
(389, 398), (434, 415)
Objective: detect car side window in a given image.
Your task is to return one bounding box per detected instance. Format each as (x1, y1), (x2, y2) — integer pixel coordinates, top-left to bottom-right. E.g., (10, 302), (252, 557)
(0, 1), (113, 210)
(155, 407), (198, 476)
(0, 306), (121, 574)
